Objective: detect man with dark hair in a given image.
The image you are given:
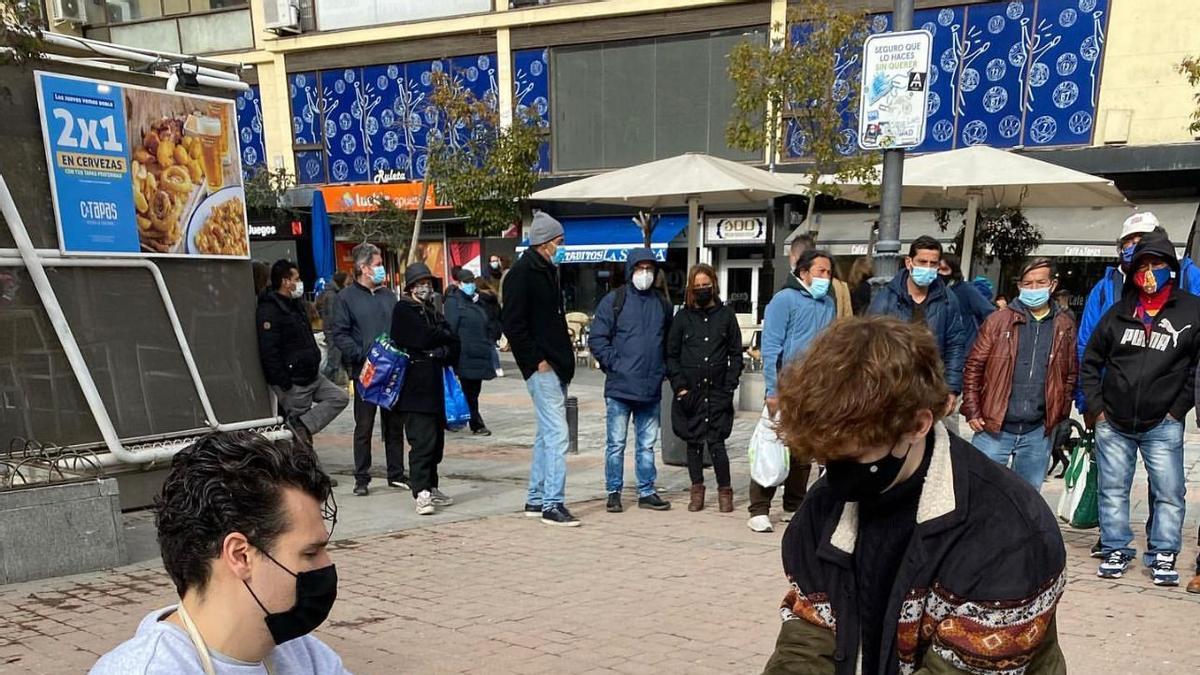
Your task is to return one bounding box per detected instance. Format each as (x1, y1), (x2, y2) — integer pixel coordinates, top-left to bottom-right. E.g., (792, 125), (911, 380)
(90, 431), (347, 673)
(962, 258), (1077, 491)
(789, 234), (851, 318)
(867, 235), (967, 404)
(502, 212), (581, 526)
(257, 260), (349, 450)
(1081, 229), (1199, 587)
(763, 317), (1066, 673)
(329, 242), (405, 496)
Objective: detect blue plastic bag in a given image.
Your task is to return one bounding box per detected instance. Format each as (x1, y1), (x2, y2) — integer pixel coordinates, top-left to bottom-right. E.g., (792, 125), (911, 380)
(356, 334), (408, 409)
(443, 367), (471, 430)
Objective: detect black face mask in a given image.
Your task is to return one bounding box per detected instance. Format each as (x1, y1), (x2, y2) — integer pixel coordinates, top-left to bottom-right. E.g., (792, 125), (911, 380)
(823, 441), (914, 502)
(694, 288), (714, 306)
(245, 551), (338, 645)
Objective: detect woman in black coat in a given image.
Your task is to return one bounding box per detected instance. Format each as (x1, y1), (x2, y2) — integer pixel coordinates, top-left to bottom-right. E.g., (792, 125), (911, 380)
(444, 269), (496, 436)
(392, 263), (460, 516)
(666, 263), (743, 513)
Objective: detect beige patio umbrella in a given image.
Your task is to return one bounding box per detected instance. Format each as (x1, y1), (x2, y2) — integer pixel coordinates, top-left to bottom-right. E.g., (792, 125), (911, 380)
(531, 152), (803, 269)
(825, 145), (1130, 273)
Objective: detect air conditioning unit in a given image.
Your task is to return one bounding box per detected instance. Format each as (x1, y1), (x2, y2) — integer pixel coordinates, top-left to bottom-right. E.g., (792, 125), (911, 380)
(264, 0), (301, 34)
(51, 0), (86, 24)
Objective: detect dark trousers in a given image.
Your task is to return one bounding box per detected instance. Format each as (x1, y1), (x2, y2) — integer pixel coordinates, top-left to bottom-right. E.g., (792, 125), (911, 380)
(686, 441), (731, 488)
(460, 378), (486, 431)
(748, 462), (812, 517)
(403, 411), (444, 497)
(352, 386), (405, 486)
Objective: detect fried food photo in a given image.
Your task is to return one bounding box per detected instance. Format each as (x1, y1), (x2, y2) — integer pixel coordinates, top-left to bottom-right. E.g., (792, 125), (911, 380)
(130, 116), (207, 252)
(194, 197), (248, 256)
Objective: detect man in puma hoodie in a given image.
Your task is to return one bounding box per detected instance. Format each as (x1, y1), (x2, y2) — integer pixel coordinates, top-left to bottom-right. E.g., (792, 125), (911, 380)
(1080, 229), (1200, 587)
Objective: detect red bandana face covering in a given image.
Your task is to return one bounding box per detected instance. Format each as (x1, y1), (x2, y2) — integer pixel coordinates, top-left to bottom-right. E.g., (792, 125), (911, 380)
(1133, 269), (1172, 331)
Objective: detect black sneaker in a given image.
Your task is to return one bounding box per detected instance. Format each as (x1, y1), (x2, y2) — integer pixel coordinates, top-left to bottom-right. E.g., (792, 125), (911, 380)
(1090, 537), (1104, 559)
(606, 493), (623, 513)
(353, 484), (369, 497)
(1097, 550), (1132, 579)
(287, 417), (313, 450)
(473, 427), (492, 436)
(1151, 553), (1180, 586)
(540, 504), (581, 527)
(387, 477), (410, 490)
(638, 493), (671, 511)
(523, 503), (542, 517)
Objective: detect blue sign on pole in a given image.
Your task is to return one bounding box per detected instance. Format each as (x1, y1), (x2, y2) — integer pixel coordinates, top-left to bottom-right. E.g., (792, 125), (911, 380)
(34, 71), (249, 258)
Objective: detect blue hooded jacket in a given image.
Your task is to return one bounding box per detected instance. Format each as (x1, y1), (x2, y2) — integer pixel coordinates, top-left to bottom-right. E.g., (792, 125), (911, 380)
(867, 271), (967, 393)
(948, 279), (995, 353)
(1074, 256), (1200, 412)
(588, 248), (671, 403)
(762, 274), (836, 398)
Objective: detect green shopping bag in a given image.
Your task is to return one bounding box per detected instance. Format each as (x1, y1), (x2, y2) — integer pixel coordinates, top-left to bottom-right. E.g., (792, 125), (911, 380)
(1056, 431), (1099, 529)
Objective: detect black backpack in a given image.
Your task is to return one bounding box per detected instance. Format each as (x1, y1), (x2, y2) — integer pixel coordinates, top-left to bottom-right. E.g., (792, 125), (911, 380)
(610, 285), (673, 346)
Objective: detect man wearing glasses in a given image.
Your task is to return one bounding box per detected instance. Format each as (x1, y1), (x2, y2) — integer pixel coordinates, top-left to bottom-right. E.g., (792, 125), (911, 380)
(960, 258), (1078, 491)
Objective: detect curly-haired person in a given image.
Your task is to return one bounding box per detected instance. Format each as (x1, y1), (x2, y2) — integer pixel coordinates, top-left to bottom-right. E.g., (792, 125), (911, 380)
(90, 431), (349, 674)
(763, 317), (1067, 675)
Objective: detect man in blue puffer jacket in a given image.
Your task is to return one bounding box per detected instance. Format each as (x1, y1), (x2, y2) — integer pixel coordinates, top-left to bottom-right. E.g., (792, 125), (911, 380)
(1075, 212), (1200, 562)
(589, 248), (673, 514)
(868, 235), (967, 398)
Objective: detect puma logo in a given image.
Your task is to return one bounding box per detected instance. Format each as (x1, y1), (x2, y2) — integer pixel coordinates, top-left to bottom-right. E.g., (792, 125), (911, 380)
(1160, 318), (1193, 348)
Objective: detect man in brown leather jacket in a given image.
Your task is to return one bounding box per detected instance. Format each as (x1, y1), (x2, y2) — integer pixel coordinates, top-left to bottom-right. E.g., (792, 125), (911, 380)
(961, 258), (1077, 491)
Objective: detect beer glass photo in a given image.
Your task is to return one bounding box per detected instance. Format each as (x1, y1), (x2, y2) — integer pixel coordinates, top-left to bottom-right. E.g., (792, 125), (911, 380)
(186, 114), (225, 191)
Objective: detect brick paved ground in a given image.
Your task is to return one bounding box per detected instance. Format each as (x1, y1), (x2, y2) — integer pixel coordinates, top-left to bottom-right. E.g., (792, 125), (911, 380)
(1, 358), (1198, 673)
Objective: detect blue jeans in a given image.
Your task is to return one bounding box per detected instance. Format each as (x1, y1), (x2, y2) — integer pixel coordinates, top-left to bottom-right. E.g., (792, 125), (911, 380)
(604, 397), (660, 498)
(1094, 418), (1187, 562)
(972, 429), (1052, 491)
(526, 370), (569, 511)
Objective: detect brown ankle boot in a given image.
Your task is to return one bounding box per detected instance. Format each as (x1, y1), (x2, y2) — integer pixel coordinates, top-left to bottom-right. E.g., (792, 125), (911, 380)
(688, 484), (706, 511)
(718, 487), (734, 513)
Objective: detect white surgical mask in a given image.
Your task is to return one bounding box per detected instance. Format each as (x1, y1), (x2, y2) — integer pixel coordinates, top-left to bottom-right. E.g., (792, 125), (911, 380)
(632, 269), (655, 292)
(290, 280), (304, 299)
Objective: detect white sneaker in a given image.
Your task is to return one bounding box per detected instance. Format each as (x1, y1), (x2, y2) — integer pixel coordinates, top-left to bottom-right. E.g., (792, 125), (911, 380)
(495, 368), (505, 378)
(430, 487), (454, 506)
(747, 515), (773, 533)
(415, 490), (435, 515)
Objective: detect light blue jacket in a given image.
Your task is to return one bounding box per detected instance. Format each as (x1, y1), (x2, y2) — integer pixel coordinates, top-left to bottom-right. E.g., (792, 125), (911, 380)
(762, 276), (836, 397)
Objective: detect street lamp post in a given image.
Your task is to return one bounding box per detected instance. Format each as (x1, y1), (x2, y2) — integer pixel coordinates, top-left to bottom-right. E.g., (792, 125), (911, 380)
(872, 0), (915, 281)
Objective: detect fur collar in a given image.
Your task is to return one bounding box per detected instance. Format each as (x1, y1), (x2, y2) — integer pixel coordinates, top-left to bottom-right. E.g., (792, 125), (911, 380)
(830, 422), (956, 555)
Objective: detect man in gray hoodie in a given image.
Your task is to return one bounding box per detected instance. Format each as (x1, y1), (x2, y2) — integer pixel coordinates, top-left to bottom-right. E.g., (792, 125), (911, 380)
(328, 242), (404, 497)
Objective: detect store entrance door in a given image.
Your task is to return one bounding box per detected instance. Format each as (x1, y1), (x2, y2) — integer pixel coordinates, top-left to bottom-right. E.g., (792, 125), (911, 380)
(721, 261), (763, 317)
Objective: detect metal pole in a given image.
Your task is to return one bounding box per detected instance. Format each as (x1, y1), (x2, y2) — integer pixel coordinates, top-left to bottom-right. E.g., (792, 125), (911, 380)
(960, 192), (981, 278)
(872, 0), (915, 281)
(686, 196), (700, 272)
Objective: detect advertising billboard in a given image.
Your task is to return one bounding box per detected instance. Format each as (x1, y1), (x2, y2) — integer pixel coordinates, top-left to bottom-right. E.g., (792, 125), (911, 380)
(34, 71), (250, 258)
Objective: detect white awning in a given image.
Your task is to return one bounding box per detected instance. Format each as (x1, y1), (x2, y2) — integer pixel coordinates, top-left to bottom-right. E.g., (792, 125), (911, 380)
(785, 199), (1199, 258)
(787, 210), (951, 256)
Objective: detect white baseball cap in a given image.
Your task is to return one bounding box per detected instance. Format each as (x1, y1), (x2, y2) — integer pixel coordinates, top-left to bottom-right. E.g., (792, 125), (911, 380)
(1120, 212), (1159, 241)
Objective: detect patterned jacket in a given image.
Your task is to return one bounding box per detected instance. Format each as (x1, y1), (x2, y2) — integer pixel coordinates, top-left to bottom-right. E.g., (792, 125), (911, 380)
(763, 425), (1067, 675)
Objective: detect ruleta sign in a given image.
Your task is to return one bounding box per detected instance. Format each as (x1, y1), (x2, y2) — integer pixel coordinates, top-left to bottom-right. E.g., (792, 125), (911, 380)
(34, 71), (249, 258)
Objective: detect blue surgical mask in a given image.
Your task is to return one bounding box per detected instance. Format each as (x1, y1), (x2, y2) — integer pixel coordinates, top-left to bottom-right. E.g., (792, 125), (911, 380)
(371, 266), (386, 285)
(806, 277), (831, 299)
(550, 246), (566, 266)
(1121, 244), (1137, 264)
(910, 266), (938, 287)
(1018, 287), (1051, 308)
(461, 282), (476, 296)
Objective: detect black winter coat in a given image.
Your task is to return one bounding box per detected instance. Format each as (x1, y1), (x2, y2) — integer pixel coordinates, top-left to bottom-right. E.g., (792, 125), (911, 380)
(501, 248), (575, 384)
(666, 302), (743, 443)
(256, 291), (321, 389)
(390, 298), (460, 415)
(444, 289), (497, 382)
(478, 291), (503, 341)
(764, 427), (1067, 674)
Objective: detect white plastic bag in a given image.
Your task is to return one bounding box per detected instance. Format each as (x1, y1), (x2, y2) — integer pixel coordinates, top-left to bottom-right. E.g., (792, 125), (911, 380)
(749, 406), (790, 487)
